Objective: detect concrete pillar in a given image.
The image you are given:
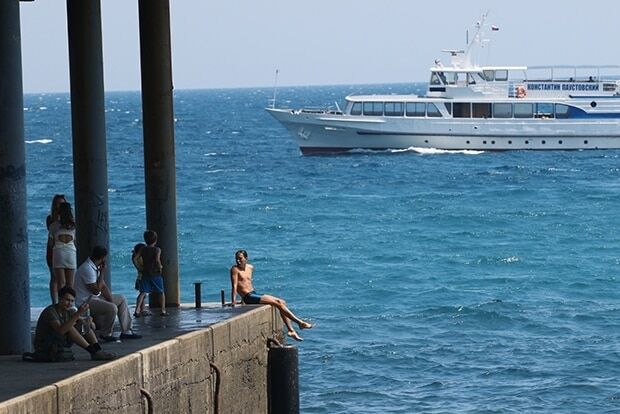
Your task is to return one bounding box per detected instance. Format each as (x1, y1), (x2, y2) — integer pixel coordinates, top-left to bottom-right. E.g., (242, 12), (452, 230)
(138, 0), (180, 306)
(0, 0), (31, 354)
(66, 0), (111, 286)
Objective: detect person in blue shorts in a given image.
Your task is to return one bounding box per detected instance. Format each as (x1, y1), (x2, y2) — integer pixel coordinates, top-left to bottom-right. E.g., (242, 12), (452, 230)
(230, 249), (312, 341)
(132, 243), (149, 317)
(139, 230), (168, 316)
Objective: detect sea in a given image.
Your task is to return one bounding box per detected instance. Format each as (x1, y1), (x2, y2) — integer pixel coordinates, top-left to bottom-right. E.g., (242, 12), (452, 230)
(25, 84), (620, 413)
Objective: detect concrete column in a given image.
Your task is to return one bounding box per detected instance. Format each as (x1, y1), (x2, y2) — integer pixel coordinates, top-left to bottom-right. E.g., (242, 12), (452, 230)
(66, 0), (111, 286)
(138, 0), (180, 306)
(0, 0), (31, 354)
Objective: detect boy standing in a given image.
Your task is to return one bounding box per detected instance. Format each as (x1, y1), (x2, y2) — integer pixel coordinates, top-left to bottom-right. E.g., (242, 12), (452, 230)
(140, 230), (168, 316)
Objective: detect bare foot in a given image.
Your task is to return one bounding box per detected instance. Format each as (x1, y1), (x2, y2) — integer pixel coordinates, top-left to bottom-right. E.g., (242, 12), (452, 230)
(287, 330), (303, 342)
(298, 321), (313, 330)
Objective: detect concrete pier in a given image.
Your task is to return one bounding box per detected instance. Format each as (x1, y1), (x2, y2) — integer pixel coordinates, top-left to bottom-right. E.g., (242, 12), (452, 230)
(0, 304), (283, 414)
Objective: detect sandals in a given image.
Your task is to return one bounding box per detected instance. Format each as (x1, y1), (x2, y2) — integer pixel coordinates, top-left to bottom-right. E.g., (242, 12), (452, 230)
(134, 310), (152, 318)
(135, 309), (165, 316)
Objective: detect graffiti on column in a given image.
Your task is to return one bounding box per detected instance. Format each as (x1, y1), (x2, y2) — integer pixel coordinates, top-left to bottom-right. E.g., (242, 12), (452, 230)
(0, 164), (26, 181)
(89, 191), (108, 240)
(0, 164), (27, 251)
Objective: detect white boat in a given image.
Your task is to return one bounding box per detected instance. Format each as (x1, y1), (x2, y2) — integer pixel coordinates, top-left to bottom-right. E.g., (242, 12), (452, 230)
(266, 13), (620, 155)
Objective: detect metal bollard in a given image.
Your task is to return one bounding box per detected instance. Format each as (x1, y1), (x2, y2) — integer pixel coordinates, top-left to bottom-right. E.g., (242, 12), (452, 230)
(194, 281), (202, 308)
(268, 345), (299, 414)
(221, 289), (225, 307)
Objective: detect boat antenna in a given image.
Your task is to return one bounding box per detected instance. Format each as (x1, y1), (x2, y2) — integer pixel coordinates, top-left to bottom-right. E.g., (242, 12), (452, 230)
(271, 69), (279, 109)
(462, 11), (489, 66)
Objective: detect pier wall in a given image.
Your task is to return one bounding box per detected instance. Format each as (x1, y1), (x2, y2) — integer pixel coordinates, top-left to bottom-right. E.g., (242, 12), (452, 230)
(0, 306), (282, 414)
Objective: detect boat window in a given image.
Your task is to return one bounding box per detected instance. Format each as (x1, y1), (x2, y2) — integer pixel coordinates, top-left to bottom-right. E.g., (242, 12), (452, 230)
(427, 103), (441, 117)
(445, 73), (459, 85)
(493, 103), (512, 118)
(350, 102), (362, 116)
(535, 103), (554, 119)
(482, 70), (495, 81)
(472, 103), (492, 118)
(467, 74), (477, 85)
(405, 102), (426, 117)
(430, 73), (443, 85)
(514, 103), (533, 118)
(363, 102), (383, 116)
(453, 103), (471, 118)
(495, 70), (508, 81)
(555, 104), (570, 119)
(384, 102), (404, 117)
(444, 103), (452, 115)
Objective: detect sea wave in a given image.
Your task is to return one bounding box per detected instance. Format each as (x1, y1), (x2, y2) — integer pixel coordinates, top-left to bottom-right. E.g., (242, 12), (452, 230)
(25, 139), (52, 144)
(396, 146), (485, 155)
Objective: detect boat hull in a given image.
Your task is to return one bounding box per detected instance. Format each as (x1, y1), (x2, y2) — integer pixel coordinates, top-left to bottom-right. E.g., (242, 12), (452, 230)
(267, 108), (620, 155)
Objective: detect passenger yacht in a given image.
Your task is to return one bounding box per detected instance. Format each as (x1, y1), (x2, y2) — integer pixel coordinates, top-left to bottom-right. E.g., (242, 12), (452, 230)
(266, 14), (620, 155)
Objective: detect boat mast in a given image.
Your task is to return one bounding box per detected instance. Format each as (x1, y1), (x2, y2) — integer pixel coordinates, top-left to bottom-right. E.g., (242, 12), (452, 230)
(271, 68), (279, 109)
(463, 11), (489, 67)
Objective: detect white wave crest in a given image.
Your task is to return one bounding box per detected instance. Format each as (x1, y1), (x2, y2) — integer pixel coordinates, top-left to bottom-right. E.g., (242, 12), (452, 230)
(500, 256), (520, 264)
(349, 147), (484, 155)
(393, 147), (485, 155)
(25, 139), (52, 144)
(207, 168), (246, 174)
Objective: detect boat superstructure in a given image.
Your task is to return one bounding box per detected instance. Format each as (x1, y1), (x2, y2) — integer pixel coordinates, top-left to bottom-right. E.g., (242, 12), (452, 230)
(267, 13), (620, 155)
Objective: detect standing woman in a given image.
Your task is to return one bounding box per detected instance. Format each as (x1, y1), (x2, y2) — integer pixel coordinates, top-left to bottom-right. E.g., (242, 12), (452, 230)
(48, 202), (77, 299)
(46, 194), (67, 303)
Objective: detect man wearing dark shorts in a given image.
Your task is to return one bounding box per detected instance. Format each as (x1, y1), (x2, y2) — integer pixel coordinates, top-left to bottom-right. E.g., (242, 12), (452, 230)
(230, 249), (313, 341)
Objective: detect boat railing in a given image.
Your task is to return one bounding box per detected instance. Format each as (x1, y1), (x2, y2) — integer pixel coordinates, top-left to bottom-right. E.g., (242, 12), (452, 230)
(298, 107), (343, 115)
(526, 65), (620, 83)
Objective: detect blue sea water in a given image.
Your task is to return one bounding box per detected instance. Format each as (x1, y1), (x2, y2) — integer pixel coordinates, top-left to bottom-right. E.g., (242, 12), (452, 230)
(24, 84), (620, 413)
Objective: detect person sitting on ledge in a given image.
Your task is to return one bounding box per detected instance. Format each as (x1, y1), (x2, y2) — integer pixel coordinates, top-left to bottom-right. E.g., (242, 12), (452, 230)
(230, 249), (313, 341)
(27, 286), (116, 361)
(74, 245), (142, 342)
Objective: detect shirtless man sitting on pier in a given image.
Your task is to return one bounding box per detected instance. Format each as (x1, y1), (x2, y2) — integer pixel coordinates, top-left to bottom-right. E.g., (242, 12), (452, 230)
(230, 249), (312, 341)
